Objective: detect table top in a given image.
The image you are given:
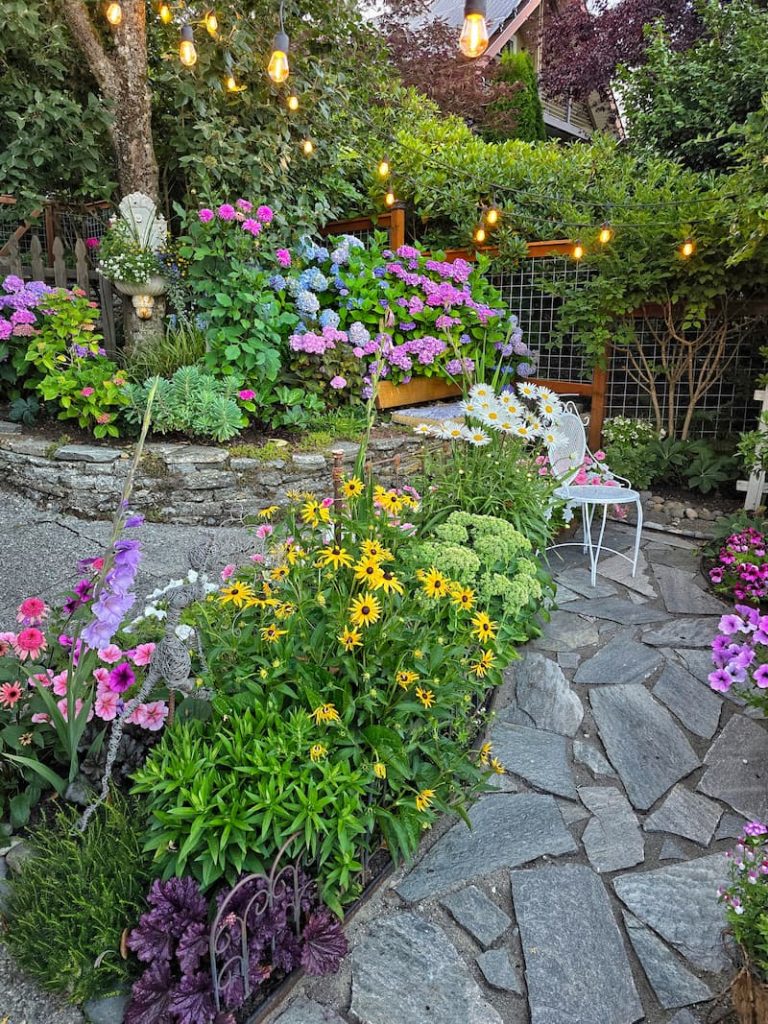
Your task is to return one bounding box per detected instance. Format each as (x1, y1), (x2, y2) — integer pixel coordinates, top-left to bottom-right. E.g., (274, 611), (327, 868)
(554, 484), (640, 504)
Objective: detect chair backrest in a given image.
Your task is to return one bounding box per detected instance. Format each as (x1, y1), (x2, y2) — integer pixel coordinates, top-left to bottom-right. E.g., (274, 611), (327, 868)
(547, 410), (586, 483)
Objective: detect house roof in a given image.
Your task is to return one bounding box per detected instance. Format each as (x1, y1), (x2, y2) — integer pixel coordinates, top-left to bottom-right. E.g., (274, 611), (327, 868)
(409, 0), (522, 32)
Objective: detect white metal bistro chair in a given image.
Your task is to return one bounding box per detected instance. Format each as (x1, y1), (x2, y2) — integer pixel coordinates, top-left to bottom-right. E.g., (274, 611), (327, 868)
(546, 403), (643, 587)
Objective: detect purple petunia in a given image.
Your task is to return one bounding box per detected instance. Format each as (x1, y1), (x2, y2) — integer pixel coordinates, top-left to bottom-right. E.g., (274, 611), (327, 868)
(107, 661), (136, 693)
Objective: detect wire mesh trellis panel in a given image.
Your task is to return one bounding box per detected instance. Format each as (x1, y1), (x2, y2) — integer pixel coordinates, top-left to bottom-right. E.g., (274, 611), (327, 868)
(606, 318), (764, 438)
(487, 256), (594, 384)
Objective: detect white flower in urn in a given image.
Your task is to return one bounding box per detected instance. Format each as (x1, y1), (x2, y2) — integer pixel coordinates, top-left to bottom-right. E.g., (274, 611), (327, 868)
(98, 192), (168, 318)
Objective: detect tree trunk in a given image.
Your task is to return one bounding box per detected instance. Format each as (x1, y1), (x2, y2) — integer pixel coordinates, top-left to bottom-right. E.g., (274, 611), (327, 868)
(59, 0), (159, 201)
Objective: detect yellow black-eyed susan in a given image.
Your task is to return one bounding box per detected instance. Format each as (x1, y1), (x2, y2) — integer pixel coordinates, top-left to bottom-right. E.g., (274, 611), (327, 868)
(219, 581), (255, 608)
(338, 626), (363, 651)
(311, 703), (341, 725)
(317, 545), (354, 570)
(470, 611), (498, 644)
(341, 476), (364, 499)
(415, 788), (435, 812)
(421, 567), (449, 599)
(349, 592), (382, 628)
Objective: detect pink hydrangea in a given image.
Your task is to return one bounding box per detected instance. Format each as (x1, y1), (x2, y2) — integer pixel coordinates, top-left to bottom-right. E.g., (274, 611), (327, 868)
(198, 208), (214, 223)
(130, 642), (155, 667)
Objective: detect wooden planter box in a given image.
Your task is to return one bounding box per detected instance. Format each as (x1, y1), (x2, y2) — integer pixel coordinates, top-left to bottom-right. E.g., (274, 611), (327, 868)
(733, 967), (768, 1024)
(376, 376), (461, 410)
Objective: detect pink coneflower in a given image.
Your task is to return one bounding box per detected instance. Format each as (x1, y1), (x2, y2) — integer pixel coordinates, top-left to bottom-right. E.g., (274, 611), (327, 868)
(98, 644), (123, 664)
(95, 689), (120, 721)
(137, 700), (169, 731)
(220, 564), (236, 581)
(0, 682), (23, 708)
(107, 662), (135, 693)
(52, 671), (68, 697)
(130, 642), (155, 667)
(17, 597), (48, 626)
(13, 628), (46, 661)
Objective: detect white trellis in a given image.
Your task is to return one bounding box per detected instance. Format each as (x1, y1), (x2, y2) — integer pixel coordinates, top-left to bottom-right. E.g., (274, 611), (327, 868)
(736, 388), (768, 510)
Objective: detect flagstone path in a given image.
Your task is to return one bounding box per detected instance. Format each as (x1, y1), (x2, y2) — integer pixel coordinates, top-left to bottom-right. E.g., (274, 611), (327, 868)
(267, 524), (747, 1024)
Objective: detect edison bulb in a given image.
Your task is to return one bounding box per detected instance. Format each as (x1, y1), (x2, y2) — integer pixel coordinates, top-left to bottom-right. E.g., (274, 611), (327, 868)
(105, 2), (123, 26)
(485, 207), (499, 226)
(459, 11), (489, 58)
(573, 241), (585, 260)
(378, 158), (390, 178)
(302, 139), (314, 156)
(287, 95), (299, 111)
(205, 10), (218, 36)
(268, 32), (290, 84)
(474, 226), (486, 244)
(179, 26), (197, 67)
(680, 238), (696, 258)
(599, 222), (613, 244)
(224, 74), (238, 92)
(158, 2), (171, 23)
(384, 191), (396, 207)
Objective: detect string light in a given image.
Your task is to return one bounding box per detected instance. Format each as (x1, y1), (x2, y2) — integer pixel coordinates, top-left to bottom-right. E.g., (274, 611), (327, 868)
(473, 226), (486, 244)
(204, 10), (219, 36)
(680, 237), (696, 258)
(179, 24), (197, 67)
(268, 3), (290, 84)
(158, 2), (172, 23)
(599, 222), (613, 244)
(573, 240), (585, 260)
(224, 73), (246, 92)
(459, 0), (489, 58)
(105, 2), (123, 26)
(378, 158), (391, 178)
(286, 95), (300, 111)
(384, 191), (396, 207)
(301, 139), (314, 156)
(484, 206), (500, 227)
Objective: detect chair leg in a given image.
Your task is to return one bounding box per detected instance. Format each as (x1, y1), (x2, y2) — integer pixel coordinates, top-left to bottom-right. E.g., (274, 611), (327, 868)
(632, 498), (644, 577)
(590, 504), (609, 587)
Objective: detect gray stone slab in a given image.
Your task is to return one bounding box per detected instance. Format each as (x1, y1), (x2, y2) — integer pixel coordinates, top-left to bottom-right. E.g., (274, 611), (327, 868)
(490, 722), (576, 799)
(558, 799), (591, 826)
(644, 785), (722, 846)
(566, 597), (669, 625)
(512, 864), (643, 1024)
(653, 564), (725, 616)
(54, 444), (121, 464)
(554, 568), (618, 599)
(573, 633), (664, 686)
(642, 618), (719, 648)
(715, 813), (747, 841)
(613, 855), (730, 972)
(554, 583), (581, 605)
(476, 949), (523, 995)
(598, 550), (657, 598)
(622, 912), (713, 1010)
(673, 648), (714, 684)
(395, 794), (577, 903)
(697, 714), (768, 820)
(83, 994), (130, 1024)
(659, 838), (687, 861)
(558, 652), (581, 670)
(350, 912), (503, 1024)
(273, 996), (346, 1024)
(668, 1012), (700, 1024)
(441, 885), (511, 948)
(652, 662), (722, 739)
(573, 740), (617, 778)
(590, 686), (700, 810)
(531, 610), (599, 653)
(512, 653), (584, 736)
(645, 543), (699, 569)
(580, 786), (644, 873)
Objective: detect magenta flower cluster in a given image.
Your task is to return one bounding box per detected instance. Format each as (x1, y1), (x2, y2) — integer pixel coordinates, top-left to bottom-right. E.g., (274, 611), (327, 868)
(709, 527), (768, 602)
(197, 200), (274, 237)
(0, 274), (53, 341)
(719, 822), (768, 916)
(708, 605), (768, 694)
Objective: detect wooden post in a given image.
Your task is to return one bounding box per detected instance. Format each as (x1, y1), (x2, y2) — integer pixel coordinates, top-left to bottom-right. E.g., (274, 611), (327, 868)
(588, 358), (609, 451)
(98, 274), (117, 358)
(389, 206), (406, 250)
(75, 239), (90, 295)
(4, 237), (22, 277)
(43, 204), (56, 265)
(29, 235), (45, 280)
(52, 236), (67, 288)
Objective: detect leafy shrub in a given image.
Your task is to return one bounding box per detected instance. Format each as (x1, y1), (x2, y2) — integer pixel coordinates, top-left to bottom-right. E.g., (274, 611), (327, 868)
(134, 480), (528, 908)
(738, 414), (768, 475)
(601, 416), (661, 489)
(123, 366), (247, 442)
(125, 322), (207, 381)
(125, 872), (347, 1024)
(646, 436), (738, 495)
(4, 795), (152, 1003)
(412, 511), (551, 636)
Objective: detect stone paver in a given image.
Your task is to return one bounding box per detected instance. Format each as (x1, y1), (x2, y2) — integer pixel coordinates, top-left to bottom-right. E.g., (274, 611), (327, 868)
(531, 609), (599, 653)
(554, 568), (619, 599)
(476, 948), (523, 994)
(350, 912), (503, 1024)
(597, 550), (656, 598)
(580, 786), (644, 873)
(490, 721), (577, 798)
(395, 793), (577, 903)
(697, 714), (768, 820)
(659, 838), (687, 862)
(644, 785), (722, 846)
(511, 653), (584, 736)
(573, 739), (616, 778)
(273, 996), (347, 1024)
(622, 913), (713, 1009)
(512, 864), (643, 1024)
(642, 617), (720, 648)
(590, 685), (700, 810)
(573, 632), (664, 686)
(566, 597), (669, 624)
(440, 885), (511, 948)
(652, 565), (725, 616)
(652, 662), (722, 739)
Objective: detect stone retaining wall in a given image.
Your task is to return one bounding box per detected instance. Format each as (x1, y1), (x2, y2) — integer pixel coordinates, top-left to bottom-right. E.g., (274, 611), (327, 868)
(0, 430), (425, 525)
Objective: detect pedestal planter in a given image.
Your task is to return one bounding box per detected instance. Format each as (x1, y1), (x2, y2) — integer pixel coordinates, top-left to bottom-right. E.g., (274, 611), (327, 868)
(113, 275), (167, 319)
(733, 967), (768, 1024)
(376, 376), (461, 410)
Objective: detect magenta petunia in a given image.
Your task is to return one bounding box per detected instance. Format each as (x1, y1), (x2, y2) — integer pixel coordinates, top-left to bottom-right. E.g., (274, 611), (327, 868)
(107, 661), (135, 693)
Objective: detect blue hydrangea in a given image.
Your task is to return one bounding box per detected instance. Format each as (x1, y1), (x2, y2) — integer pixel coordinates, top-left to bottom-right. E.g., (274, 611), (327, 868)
(297, 235), (317, 260)
(313, 246), (330, 263)
(296, 290), (320, 317)
(329, 263), (340, 275)
(348, 322), (370, 345)
(269, 274), (286, 291)
(287, 277), (301, 298)
(333, 277), (345, 291)
(299, 268), (329, 292)
(319, 309), (340, 329)
(331, 246), (350, 265)
(343, 234), (364, 250)
(373, 266), (386, 279)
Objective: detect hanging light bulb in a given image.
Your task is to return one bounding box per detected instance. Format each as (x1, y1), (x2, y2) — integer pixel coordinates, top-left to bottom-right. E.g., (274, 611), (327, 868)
(301, 139), (314, 156)
(484, 206), (500, 227)
(459, 0), (489, 58)
(158, 2), (172, 23)
(224, 73), (247, 92)
(384, 190), (396, 207)
(680, 237), (696, 258)
(204, 10), (218, 36)
(179, 25), (197, 67)
(268, 30), (290, 83)
(599, 222), (613, 244)
(474, 226), (486, 244)
(286, 94), (299, 111)
(105, 2), (123, 26)
(573, 240), (585, 260)
(378, 157), (391, 178)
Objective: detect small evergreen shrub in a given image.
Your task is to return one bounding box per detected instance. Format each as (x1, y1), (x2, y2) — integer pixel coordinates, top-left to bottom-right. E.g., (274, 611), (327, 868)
(4, 794), (152, 1003)
(123, 366), (247, 442)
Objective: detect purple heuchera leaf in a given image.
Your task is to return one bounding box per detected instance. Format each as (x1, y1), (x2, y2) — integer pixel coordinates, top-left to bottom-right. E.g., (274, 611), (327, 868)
(168, 970), (217, 1024)
(300, 909), (348, 975)
(125, 960), (174, 1024)
(177, 920), (209, 975)
(128, 877), (208, 963)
